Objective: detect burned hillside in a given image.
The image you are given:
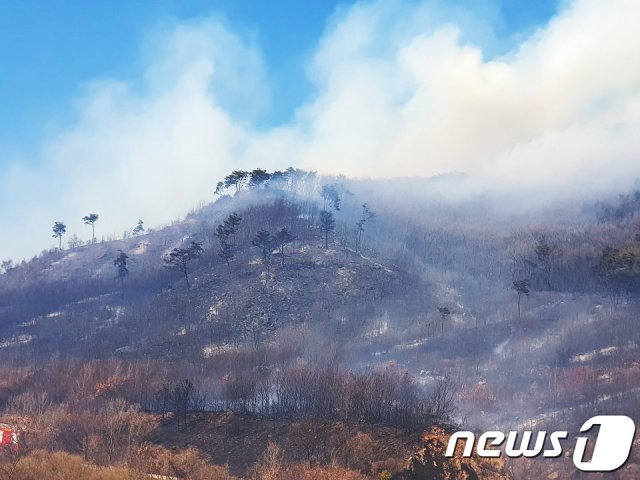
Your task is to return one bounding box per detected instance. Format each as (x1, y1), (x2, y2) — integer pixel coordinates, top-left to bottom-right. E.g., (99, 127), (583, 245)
(1, 171), (640, 477)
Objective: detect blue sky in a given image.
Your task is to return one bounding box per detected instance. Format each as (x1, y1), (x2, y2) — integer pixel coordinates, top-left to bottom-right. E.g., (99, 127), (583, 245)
(0, 1), (338, 145)
(3, 0), (640, 261)
(0, 0), (559, 154)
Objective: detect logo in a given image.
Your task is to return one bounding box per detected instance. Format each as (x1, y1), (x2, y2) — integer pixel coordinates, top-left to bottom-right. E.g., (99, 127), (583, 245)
(445, 415), (636, 472)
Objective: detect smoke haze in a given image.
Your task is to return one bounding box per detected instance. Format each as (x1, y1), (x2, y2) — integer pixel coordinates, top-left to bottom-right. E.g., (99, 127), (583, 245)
(2, 0), (640, 259)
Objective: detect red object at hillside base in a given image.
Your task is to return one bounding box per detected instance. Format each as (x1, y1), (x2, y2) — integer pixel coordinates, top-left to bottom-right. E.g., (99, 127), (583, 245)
(0, 424), (18, 446)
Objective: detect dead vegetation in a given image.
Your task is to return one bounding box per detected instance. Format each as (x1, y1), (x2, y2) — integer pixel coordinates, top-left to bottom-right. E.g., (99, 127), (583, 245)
(3, 177), (640, 477)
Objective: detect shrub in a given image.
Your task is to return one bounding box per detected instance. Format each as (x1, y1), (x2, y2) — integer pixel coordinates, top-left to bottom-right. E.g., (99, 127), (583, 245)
(4, 450), (145, 480)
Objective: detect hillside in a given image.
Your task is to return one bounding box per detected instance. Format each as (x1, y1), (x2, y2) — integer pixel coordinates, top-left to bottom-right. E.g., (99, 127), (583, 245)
(0, 194), (430, 360)
(1, 173), (640, 477)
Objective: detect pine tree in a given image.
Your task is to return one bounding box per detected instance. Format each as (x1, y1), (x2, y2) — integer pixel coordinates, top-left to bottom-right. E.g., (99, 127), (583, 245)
(82, 213), (99, 243)
(133, 220), (145, 236)
(215, 213), (242, 270)
(114, 250), (129, 289)
(223, 170), (249, 193)
(163, 241), (203, 291)
(249, 168), (271, 188)
(1, 259), (14, 274)
(52, 222), (67, 250)
(319, 211), (335, 249)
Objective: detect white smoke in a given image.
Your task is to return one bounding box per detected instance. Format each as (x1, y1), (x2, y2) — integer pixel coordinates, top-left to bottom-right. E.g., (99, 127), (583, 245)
(2, 0), (640, 260)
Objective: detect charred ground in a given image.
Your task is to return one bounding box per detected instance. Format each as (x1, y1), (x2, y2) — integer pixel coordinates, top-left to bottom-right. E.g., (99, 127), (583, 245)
(2, 173), (640, 478)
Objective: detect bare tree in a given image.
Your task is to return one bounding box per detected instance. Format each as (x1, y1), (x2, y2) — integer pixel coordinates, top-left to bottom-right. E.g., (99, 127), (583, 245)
(437, 307), (451, 334)
(321, 184), (341, 211)
(512, 279), (530, 322)
(274, 228), (295, 266)
(428, 375), (456, 421)
(153, 383), (172, 424)
(252, 230), (274, 273)
(355, 203), (375, 253)
(172, 379), (194, 427)
(535, 236), (553, 290)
